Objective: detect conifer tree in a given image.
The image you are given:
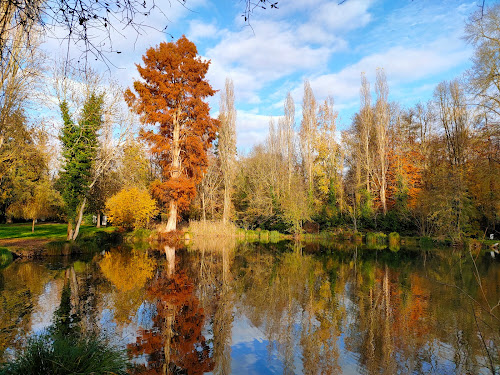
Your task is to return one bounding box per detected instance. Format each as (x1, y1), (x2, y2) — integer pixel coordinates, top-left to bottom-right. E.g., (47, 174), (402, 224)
(59, 92), (104, 239)
(125, 36), (218, 232)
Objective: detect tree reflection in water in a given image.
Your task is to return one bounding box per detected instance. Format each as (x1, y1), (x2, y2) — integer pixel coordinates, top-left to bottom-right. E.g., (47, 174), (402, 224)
(129, 245), (213, 375)
(0, 242), (498, 374)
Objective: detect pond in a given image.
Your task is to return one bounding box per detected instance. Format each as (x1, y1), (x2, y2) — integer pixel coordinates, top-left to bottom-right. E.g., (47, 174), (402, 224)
(0, 239), (499, 374)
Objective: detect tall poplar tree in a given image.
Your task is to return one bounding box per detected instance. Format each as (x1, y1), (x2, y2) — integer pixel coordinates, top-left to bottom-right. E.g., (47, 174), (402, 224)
(218, 78), (237, 224)
(125, 36), (219, 232)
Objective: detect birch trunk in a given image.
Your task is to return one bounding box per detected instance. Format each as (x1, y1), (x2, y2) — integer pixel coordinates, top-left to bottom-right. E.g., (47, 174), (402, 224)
(72, 197), (86, 240)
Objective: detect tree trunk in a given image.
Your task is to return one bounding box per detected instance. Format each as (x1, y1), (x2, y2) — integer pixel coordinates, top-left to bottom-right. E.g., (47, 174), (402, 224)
(67, 221), (73, 240)
(165, 109), (181, 232)
(202, 191), (206, 222)
(222, 184), (230, 224)
(72, 197), (86, 240)
(96, 212), (101, 228)
(165, 200), (177, 232)
(32, 218), (35, 233)
(380, 166), (387, 215)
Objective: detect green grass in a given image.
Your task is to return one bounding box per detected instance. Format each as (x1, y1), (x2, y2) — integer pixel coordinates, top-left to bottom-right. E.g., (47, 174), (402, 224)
(0, 334), (128, 375)
(0, 223), (114, 241)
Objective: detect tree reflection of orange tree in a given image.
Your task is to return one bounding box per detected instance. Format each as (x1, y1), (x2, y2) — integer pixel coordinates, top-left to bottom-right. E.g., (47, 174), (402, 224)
(99, 250), (156, 323)
(235, 246), (345, 374)
(129, 252), (213, 375)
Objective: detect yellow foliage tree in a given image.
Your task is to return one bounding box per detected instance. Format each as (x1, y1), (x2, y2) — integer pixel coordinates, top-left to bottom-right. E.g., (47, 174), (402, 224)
(105, 187), (158, 229)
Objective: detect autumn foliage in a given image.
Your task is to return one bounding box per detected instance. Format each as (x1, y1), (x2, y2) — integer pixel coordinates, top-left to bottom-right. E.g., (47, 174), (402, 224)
(125, 36), (219, 231)
(105, 187), (158, 229)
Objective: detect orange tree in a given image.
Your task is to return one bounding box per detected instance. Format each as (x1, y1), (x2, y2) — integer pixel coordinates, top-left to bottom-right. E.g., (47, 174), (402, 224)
(125, 36), (219, 231)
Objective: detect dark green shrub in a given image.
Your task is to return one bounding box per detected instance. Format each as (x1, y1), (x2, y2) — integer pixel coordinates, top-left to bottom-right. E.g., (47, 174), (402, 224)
(419, 236), (434, 249)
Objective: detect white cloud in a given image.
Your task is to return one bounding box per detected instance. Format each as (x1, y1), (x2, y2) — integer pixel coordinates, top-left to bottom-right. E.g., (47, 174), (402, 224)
(293, 38), (471, 106)
(236, 111), (277, 151)
(315, 0), (373, 32)
(187, 20), (218, 41)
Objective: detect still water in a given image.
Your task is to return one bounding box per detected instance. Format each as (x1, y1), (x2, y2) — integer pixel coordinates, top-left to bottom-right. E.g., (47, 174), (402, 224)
(0, 239), (499, 374)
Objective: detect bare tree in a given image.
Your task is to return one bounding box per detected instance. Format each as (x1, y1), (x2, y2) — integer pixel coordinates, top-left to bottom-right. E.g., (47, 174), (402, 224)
(280, 92), (296, 194)
(465, 3), (500, 117)
(218, 78), (237, 224)
(374, 68), (389, 214)
(300, 80), (318, 207)
(359, 72), (374, 195)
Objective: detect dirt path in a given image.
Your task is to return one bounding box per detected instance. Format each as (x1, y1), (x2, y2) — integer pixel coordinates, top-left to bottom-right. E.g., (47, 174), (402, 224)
(0, 238), (53, 256)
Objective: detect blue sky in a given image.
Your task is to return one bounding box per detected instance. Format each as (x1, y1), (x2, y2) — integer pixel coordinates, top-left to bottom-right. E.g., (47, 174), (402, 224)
(42, 0), (486, 151)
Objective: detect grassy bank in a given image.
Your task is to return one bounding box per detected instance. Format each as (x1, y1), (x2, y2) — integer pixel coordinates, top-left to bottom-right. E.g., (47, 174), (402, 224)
(0, 223), (113, 241)
(0, 223), (117, 256)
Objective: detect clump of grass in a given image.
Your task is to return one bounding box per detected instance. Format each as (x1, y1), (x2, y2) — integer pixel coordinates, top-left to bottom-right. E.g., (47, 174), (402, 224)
(0, 282), (128, 375)
(0, 247), (13, 268)
(0, 334), (128, 375)
(188, 220), (237, 238)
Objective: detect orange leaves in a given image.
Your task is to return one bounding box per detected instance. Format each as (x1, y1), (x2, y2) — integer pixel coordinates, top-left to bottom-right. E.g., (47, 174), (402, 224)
(126, 36), (219, 214)
(386, 148), (424, 210)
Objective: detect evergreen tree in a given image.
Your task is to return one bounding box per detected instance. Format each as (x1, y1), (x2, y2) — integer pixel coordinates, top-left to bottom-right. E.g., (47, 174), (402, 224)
(59, 92), (104, 239)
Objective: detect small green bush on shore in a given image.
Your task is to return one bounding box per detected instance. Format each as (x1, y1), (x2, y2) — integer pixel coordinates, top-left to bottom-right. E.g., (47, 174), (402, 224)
(0, 247), (13, 268)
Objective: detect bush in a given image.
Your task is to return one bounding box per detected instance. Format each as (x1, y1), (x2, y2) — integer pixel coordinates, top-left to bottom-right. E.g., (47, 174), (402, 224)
(269, 230), (281, 243)
(0, 247), (13, 268)
(389, 232), (400, 245)
(419, 236), (434, 249)
(353, 232), (363, 243)
(365, 232), (376, 245)
(375, 232), (387, 243)
(105, 187), (158, 230)
(389, 232), (400, 252)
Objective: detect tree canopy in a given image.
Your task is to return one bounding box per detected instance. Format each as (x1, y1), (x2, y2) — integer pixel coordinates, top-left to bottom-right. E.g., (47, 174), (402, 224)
(125, 35), (219, 231)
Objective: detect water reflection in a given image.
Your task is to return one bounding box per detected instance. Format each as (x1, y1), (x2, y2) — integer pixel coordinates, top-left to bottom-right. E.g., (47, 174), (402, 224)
(0, 241), (498, 374)
(129, 246), (213, 375)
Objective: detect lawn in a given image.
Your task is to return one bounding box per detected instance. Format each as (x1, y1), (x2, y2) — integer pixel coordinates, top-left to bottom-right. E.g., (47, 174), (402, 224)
(0, 222), (114, 241)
